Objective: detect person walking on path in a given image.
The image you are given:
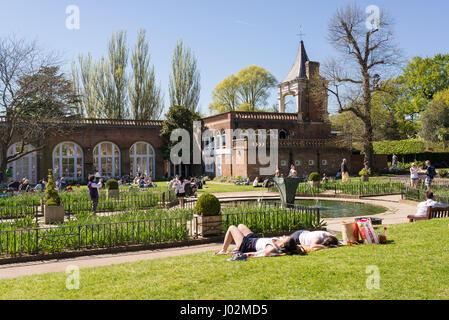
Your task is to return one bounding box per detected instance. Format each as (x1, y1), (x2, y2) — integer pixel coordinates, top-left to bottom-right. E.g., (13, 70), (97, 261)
(420, 160), (437, 191)
(88, 174), (103, 215)
(341, 159), (350, 182)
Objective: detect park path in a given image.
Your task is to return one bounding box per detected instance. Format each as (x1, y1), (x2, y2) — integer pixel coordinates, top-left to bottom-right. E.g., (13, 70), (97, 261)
(0, 192), (416, 280)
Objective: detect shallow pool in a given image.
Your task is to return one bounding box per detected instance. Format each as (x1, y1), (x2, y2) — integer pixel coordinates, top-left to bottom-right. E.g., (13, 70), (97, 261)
(223, 199), (387, 219)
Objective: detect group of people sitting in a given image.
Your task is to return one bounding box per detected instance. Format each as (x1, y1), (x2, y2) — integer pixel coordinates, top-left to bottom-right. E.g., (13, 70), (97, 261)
(7, 178), (47, 193)
(215, 224), (339, 258)
(133, 173), (157, 188)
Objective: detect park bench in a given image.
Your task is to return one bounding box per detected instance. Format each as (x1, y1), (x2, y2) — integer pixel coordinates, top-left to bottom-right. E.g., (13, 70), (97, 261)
(408, 206), (449, 222)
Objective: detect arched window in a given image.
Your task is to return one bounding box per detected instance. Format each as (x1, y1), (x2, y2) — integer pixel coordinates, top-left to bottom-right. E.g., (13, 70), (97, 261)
(7, 143), (37, 183)
(93, 142), (121, 178)
(130, 142), (155, 179)
(52, 142), (84, 181)
(221, 129), (226, 148)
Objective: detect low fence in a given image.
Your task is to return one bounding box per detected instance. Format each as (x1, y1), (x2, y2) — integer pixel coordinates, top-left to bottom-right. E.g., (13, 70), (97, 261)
(0, 203), (321, 258)
(64, 191), (177, 216)
(402, 187), (449, 204)
(0, 191), (177, 221)
(275, 182), (406, 198)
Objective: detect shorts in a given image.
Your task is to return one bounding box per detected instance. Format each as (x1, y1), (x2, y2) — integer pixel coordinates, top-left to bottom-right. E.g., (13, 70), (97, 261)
(239, 233), (259, 253)
(425, 177), (433, 187)
(176, 192), (185, 198)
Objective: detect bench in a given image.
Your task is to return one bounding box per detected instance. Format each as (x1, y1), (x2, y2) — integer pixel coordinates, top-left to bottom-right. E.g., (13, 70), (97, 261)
(408, 206), (449, 222)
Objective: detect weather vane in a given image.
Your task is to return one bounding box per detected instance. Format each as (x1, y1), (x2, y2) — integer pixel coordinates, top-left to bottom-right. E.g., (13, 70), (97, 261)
(296, 26), (306, 41)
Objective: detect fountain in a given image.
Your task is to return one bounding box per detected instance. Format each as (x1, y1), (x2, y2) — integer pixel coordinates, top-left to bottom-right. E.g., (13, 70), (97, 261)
(273, 177), (301, 207)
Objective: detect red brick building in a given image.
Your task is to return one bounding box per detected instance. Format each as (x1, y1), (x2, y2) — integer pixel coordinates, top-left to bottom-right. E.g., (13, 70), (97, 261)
(4, 41), (385, 183)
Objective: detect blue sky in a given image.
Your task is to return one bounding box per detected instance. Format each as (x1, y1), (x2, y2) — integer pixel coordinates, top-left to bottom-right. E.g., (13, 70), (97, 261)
(1, 0), (448, 116)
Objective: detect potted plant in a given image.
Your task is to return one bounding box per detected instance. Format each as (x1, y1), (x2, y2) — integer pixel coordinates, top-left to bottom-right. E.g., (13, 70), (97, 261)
(43, 169), (64, 224)
(105, 179), (120, 200)
(191, 193), (222, 237)
(308, 172), (321, 188)
(359, 168), (371, 182)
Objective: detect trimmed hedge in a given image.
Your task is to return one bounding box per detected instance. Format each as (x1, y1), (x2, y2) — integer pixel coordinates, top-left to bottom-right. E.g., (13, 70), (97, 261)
(194, 193), (221, 216)
(106, 179), (119, 190)
(308, 172), (321, 182)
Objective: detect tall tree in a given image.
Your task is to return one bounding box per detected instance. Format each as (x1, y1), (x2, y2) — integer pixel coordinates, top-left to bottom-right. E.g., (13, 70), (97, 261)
(324, 3), (401, 170)
(129, 30), (164, 120)
(71, 53), (100, 118)
(0, 36), (78, 182)
(420, 88), (449, 143)
(236, 65), (277, 110)
(209, 66), (277, 114)
(160, 105), (201, 174)
(169, 40), (201, 112)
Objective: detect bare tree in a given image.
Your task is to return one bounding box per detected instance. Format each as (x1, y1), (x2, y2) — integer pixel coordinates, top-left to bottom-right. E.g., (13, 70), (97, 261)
(324, 3), (401, 169)
(0, 36), (78, 183)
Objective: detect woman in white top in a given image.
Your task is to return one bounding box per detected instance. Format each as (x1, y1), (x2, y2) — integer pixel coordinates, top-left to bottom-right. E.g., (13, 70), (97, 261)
(290, 230), (339, 251)
(174, 177), (187, 208)
(216, 224), (301, 256)
(410, 163), (420, 189)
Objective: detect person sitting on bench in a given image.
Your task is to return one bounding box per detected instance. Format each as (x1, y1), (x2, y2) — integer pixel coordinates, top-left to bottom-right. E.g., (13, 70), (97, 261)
(408, 191), (448, 221)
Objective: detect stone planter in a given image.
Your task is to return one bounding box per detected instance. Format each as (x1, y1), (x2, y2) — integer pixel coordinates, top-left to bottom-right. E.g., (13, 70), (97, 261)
(361, 175), (369, 182)
(106, 189), (120, 200)
(308, 181), (321, 188)
(44, 204), (65, 224)
(190, 214), (222, 237)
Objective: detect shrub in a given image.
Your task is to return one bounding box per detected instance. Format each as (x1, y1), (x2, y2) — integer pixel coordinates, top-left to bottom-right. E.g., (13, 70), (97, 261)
(105, 179), (119, 190)
(439, 169), (449, 178)
(194, 193), (221, 216)
(45, 169), (61, 207)
(359, 168), (372, 176)
(309, 172), (321, 182)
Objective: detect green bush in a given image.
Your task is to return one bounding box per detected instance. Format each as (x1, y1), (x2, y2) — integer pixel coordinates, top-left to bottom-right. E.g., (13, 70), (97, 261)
(45, 169), (61, 207)
(105, 179), (119, 190)
(308, 172), (321, 182)
(359, 168), (371, 176)
(194, 193), (221, 216)
(439, 169), (449, 178)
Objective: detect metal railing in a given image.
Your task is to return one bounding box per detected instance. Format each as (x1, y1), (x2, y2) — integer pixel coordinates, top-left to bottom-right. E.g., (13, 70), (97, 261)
(0, 203), (321, 258)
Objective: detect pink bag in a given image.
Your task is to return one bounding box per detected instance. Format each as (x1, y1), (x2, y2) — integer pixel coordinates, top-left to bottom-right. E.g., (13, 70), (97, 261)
(356, 218), (379, 244)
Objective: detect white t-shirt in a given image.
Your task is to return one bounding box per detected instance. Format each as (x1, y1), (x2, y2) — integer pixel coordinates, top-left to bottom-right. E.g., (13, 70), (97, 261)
(415, 200), (448, 217)
(175, 181), (186, 193)
(255, 238), (281, 253)
(410, 167), (419, 179)
(298, 231), (332, 246)
(253, 180), (259, 187)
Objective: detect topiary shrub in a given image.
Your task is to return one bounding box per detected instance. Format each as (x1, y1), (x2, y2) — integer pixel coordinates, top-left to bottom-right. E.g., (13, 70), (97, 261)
(308, 172), (321, 182)
(194, 193), (221, 217)
(45, 169), (61, 206)
(105, 179), (119, 190)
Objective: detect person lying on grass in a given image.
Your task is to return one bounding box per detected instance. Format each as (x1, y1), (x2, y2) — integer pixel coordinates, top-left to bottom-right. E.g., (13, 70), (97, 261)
(289, 230), (340, 252)
(215, 224), (303, 257)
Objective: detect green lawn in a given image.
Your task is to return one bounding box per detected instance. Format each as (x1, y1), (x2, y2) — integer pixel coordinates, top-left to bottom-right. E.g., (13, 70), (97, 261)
(1, 218), (448, 300)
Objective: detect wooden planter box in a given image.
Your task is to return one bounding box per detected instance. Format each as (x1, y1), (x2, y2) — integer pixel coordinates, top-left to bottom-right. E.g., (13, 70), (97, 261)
(44, 204), (65, 224)
(189, 215), (223, 237)
(106, 189), (120, 200)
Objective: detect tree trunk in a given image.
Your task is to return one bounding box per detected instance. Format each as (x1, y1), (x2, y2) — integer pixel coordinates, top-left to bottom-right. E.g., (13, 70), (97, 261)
(363, 121), (376, 171)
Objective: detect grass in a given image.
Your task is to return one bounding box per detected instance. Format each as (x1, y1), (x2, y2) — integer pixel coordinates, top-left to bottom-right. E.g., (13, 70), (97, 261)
(1, 218), (448, 300)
